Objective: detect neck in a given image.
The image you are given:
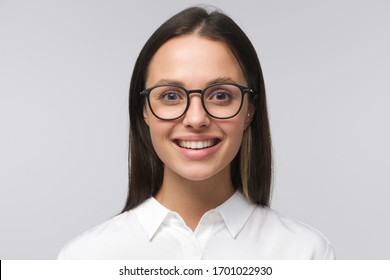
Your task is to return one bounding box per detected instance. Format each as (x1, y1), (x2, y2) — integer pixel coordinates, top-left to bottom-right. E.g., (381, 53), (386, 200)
(154, 166), (235, 231)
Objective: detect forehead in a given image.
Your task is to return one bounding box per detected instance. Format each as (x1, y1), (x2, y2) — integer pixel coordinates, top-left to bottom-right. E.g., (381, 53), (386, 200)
(146, 35), (246, 88)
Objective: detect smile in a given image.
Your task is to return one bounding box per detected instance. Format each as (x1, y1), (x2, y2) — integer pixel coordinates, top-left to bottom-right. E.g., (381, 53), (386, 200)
(176, 139), (220, 150)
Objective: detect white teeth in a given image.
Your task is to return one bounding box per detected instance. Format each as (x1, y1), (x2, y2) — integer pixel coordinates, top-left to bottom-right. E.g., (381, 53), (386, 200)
(178, 140), (215, 149)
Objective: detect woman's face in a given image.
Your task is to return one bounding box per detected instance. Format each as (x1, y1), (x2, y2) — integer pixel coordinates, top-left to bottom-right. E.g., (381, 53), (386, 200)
(144, 35), (254, 182)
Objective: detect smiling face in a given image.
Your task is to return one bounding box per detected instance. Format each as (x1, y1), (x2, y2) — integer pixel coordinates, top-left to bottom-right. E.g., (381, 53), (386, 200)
(143, 35), (254, 184)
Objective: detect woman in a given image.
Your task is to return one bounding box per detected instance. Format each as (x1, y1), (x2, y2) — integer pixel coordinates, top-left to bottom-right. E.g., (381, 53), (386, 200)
(58, 6), (335, 259)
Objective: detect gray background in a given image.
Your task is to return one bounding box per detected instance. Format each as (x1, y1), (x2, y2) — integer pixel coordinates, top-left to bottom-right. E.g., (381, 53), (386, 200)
(1, 0), (389, 259)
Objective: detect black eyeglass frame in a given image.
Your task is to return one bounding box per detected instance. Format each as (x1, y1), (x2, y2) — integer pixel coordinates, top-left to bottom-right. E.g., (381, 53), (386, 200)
(140, 82), (254, 120)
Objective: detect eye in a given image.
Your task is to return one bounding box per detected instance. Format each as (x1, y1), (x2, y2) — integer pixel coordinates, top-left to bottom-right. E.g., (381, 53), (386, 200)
(160, 91), (181, 101)
(212, 91), (231, 101)
(207, 89), (233, 103)
(153, 87), (186, 105)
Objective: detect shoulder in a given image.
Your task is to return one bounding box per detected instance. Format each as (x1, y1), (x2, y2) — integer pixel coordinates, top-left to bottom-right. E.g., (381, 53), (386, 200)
(57, 211), (142, 259)
(246, 206), (335, 259)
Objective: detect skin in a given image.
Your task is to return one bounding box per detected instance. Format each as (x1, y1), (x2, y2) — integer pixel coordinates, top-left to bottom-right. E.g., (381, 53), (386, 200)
(144, 35), (255, 231)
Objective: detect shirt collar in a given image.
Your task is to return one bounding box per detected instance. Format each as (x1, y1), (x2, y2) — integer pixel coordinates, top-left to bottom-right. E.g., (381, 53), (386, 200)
(215, 191), (256, 238)
(133, 197), (171, 240)
(133, 191), (256, 240)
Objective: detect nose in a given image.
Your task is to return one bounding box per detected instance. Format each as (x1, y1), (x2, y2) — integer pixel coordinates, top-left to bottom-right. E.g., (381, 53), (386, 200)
(182, 95), (211, 129)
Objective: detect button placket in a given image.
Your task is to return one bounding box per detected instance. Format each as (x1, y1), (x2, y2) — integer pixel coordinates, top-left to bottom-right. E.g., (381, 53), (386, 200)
(167, 213), (202, 259)
(194, 210), (222, 256)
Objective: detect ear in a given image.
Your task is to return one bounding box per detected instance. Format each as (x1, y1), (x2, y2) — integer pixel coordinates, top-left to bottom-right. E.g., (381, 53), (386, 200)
(245, 96), (257, 128)
(143, 106), (149, 126)
(248, 102), (256, 121)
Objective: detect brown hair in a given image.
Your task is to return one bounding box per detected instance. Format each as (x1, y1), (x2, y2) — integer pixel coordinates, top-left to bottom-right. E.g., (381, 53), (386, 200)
(122, 7), (272, 212)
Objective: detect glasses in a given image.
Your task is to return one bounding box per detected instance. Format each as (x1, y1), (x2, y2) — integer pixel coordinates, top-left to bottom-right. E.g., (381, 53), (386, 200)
(140, 82), (254, 120)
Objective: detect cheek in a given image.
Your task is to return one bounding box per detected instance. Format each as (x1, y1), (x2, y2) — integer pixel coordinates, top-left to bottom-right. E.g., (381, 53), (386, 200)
(231, 125), (245, 147)
(221, 118), (246, 146)
(233, 109), (248, 130)
(225, 112), (248, 147)
(148, 121), (167, 143)
(147, 120), (175, 157)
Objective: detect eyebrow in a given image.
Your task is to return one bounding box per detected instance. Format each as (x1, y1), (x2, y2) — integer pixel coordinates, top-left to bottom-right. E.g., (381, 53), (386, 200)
(153, 79), (185, 87)
(152, 77), (238, 88)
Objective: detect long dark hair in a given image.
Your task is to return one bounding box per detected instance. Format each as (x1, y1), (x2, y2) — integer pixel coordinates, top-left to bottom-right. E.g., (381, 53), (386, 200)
(122, 7), (272, 212)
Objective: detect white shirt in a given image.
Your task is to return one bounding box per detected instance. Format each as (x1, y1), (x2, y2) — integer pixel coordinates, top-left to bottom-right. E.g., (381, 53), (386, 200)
(58, 191), (335, 259)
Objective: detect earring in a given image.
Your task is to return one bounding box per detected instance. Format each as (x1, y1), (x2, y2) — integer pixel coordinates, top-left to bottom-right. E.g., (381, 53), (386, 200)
(244, 113), (251, 128)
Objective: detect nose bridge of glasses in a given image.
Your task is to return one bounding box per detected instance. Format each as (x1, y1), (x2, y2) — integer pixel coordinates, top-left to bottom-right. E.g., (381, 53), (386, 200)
(185, 89), (208, 116)
(187, 89), (203, 97)
(186, 89), (205, 105)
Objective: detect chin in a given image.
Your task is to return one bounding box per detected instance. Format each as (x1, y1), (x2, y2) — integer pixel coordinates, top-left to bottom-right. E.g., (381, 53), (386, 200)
(176, 168), (225, 182)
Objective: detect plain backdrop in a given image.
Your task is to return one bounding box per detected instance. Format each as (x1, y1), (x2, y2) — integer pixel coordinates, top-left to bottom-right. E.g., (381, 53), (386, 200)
(1, 0), (389, 259)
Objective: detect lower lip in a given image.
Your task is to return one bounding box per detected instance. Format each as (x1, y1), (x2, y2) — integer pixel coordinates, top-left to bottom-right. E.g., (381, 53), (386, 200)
(173, 141), (221, 160)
